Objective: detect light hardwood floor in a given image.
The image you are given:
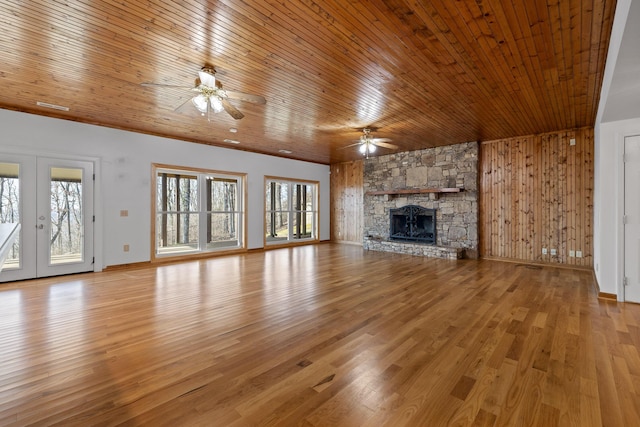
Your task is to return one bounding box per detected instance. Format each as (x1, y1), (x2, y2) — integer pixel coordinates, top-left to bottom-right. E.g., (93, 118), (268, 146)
(0, 244), (638, 426)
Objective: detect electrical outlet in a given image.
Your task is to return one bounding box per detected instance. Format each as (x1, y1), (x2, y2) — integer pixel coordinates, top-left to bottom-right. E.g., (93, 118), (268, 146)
(123, 244), (130, 252)
(569, 250), (575, 257)
(550, 249), (557, 256)
(576, 251), (582, 258)
(570, 138), (576, 146)
(120, 210), (128, 217)
(542, 248), (548, 255)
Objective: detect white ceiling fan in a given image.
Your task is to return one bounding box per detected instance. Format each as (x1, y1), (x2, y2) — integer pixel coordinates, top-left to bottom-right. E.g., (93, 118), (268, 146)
(344, 128), (398, 157)
(141, 66), (266, 120)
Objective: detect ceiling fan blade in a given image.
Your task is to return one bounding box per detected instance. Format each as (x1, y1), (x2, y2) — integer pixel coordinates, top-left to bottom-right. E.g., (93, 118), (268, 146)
(220, 98), (245, 120)
(173, 96), (194, 112)
(224, 90), (266, 104)
(198, 70), (216, 88)
(373, 141), (398, 150)
(140, 82), (194, 90)
(339, 142), (363, 149)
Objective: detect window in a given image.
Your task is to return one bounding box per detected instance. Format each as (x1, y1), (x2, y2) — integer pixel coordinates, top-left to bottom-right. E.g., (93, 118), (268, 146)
(154, 165), (244, 258)
(265, 178), (318, 245)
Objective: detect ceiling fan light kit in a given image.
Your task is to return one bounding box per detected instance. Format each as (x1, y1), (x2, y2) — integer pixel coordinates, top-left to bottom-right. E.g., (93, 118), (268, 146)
(353, 128), (396, 157)
(191, 94), (224, 115)
(193, 68), (225, 117)
(191, 94), (207, 113)
(359, 142), (376, 155)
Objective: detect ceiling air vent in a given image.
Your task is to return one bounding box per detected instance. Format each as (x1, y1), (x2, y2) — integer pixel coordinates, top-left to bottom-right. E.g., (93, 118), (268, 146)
(36, 101), (69, 111)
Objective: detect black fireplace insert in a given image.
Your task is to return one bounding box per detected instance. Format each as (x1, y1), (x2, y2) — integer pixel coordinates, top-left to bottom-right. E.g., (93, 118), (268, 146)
(389, 205), (436, 244)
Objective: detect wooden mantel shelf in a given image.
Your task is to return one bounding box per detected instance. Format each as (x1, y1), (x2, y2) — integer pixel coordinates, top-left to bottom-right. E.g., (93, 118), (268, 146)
(365, 187), (463, 196)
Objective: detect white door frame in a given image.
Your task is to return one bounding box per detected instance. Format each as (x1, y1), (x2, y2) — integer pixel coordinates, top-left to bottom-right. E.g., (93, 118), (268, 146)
(618, 132), (627, 301)
(622, 134), (640, 302)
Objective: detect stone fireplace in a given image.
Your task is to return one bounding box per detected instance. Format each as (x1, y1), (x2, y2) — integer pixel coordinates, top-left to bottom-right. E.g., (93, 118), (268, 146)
(363, 141), (478, 259)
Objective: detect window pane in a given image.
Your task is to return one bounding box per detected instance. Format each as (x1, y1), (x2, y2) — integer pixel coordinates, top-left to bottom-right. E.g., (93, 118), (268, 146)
(207, 213), (239, 248)
(292, 211), (314, 239)
(156, 213), (199, 253)
(179, 177), (198, 212)
(292, 184), (313, 211)
(209, 178), (237, 212)
(304, 185), (314, 210)
(265, 179), (290, 243)
(157, 173), (198, 212)
(265, 211), (289, 242)
(0, 163), (20, 269)
(266, 181), (287, 212)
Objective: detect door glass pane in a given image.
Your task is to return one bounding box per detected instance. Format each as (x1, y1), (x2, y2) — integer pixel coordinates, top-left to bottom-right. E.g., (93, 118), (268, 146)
(0, 162), (20, 269)
(49, 167), (83, 265)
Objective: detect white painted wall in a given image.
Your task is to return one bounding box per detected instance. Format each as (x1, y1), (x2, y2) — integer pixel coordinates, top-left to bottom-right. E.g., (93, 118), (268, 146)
(0, 109), (330, 269)
(595, 119), (640, 297)
(594, 0), (636, 298)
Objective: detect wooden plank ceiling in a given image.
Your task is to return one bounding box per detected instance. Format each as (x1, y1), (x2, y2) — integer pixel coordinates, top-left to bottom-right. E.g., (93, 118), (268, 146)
(0, 0), (616, 164)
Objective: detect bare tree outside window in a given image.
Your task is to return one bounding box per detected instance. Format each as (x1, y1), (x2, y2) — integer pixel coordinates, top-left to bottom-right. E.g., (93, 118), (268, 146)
(0, 163), (20, 267)
(207, 178), (239, 248)
(265, 179), (318, 244)
(155, 167), (243, 256)
(49, 179), (83, 258)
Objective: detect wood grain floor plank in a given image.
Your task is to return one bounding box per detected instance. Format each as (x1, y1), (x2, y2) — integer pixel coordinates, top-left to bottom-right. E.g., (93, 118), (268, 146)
(0, 244), (639, 426)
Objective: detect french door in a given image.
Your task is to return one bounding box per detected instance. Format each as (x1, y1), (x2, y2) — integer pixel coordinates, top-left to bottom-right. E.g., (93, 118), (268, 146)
(0, 154), (94, 282)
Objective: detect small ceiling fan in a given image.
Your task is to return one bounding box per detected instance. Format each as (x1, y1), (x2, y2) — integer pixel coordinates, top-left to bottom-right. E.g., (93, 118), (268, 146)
(344, 128), (398, 157)
(141, 66), (266, 120)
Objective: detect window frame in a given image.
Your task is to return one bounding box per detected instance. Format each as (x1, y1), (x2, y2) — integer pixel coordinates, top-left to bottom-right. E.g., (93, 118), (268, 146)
(264, 176), (319, 247)
(152, 164), (246, 262)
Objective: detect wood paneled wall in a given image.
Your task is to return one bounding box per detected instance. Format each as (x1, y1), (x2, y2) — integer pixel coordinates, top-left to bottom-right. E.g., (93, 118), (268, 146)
(330, 160), (364, 244)
(330, 129), (594, 267)
(480, 127), (594, 267)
